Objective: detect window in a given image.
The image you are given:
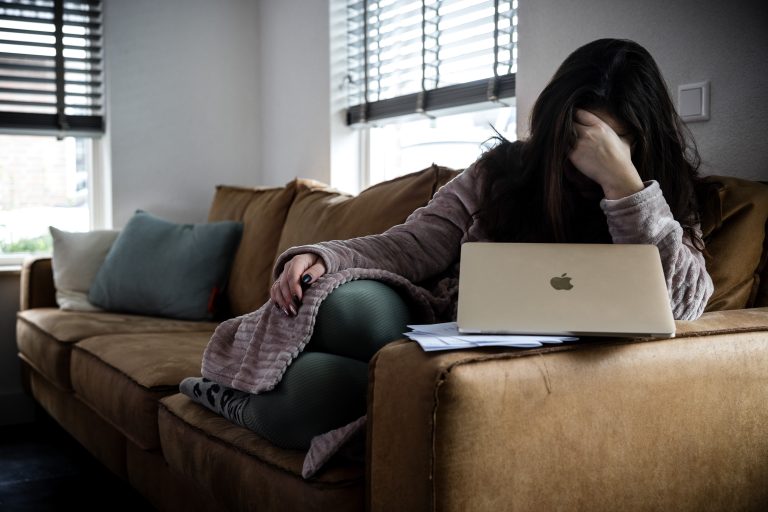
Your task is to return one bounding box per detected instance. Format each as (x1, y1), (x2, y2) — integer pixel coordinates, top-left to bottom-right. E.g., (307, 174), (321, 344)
(0, 134), (93, 256)
(368, 105), (515, 183)
(0, 0), (104, 264)
(346, 0), (518, 184)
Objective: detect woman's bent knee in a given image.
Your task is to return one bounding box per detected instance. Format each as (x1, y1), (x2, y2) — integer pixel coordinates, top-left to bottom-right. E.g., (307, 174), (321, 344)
(309, 280), (411, 361)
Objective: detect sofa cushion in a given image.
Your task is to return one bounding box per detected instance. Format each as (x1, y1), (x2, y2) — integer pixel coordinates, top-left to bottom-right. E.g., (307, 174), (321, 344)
(699, 176), (768, 310)
(49, 226), (119, 311)
(274, 165), (459, 257)
(158, 394), (364, 512)
(88, 211), (243, 320)
(16, 308), (216, 389)
(207, 182), (299, 316)
(71, 331), (213, 450)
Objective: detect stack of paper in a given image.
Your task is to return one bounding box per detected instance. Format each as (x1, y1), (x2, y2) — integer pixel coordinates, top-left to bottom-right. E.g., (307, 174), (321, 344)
(404, 322), (578, 352)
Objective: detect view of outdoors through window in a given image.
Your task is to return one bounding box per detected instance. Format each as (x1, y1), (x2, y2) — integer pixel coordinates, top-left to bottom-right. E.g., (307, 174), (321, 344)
(0, 135), (90, 259)
(368, 104), (516, 185)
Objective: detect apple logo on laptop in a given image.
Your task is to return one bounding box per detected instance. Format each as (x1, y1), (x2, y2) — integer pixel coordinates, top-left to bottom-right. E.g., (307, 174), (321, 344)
(550, 273), (573, 290)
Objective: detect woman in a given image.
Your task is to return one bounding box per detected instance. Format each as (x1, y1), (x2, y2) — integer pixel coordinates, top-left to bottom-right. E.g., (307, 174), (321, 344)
(189, 39), (714, 452)
(273, 38), (711, 320)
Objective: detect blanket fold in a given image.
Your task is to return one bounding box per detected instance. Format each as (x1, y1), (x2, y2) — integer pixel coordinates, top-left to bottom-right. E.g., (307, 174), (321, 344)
(194, 268), (442, 478)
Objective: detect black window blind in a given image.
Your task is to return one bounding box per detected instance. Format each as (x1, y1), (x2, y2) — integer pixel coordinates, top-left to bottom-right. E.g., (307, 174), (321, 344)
(0, 0), (103, 134)
(347, 0), (517, 125)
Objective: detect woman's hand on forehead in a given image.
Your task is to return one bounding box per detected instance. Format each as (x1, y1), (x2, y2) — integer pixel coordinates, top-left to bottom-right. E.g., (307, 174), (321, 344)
(569, 109), (645, 200)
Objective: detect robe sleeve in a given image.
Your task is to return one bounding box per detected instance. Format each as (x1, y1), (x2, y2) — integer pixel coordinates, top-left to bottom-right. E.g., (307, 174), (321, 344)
(273, 164), (482, 283)
(601, 180), (714, 320)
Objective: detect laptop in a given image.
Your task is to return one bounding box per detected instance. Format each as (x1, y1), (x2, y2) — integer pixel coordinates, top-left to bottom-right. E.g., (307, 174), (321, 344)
(457, 243), (675, 338)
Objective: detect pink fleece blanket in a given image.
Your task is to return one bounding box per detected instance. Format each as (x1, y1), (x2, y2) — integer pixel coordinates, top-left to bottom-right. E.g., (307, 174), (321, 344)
(201, 268), (440, 478)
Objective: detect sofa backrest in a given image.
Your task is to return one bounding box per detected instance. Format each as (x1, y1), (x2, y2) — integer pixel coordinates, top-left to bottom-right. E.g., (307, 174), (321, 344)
(699, 175), (768, 310)
(274, 164), (459, 257)
(208, 170), (766, 318)
(207, 181), (299, 316)
(208, 165), (459, 317)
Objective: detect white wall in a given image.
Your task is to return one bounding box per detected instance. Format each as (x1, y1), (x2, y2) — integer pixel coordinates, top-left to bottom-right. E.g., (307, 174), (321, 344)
(516, 0), (768, 180)
(105, 0), (262, 227)
(256, 0), (334, 187)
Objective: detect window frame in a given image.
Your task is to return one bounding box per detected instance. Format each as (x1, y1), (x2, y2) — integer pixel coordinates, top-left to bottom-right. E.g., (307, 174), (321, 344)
(345, 0), (517, 126)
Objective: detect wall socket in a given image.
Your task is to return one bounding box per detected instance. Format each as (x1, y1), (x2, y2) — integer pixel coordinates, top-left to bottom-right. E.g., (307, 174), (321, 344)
(678, 80), (710, 122)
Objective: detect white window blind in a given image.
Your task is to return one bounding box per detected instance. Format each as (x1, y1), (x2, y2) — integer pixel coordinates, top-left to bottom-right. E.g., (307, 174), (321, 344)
(0, 0), (103, 134)
(347, 0), (517, 124)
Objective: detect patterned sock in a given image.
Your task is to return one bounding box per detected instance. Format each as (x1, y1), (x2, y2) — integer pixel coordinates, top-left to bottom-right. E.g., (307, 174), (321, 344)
(180, 352), (368, 450)
(180, 377), (250, 426)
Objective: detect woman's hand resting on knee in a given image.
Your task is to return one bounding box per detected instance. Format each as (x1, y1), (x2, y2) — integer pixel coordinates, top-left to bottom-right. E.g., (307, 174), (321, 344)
(271, 253), (327, 316)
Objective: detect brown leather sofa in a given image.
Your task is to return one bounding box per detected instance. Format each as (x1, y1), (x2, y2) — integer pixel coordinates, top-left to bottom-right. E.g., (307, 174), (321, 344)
(15, 166), (768, 511)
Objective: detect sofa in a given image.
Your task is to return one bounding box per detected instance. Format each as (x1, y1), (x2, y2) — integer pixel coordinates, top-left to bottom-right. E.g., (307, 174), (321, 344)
(15, 165), (768, 511)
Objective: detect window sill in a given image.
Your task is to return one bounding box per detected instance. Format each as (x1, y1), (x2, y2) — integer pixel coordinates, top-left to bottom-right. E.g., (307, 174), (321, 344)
(0, 253), (50, 270)
(0, 265), (22, 275)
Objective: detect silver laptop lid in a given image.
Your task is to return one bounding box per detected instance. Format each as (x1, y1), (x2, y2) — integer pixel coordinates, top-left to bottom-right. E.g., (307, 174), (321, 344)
(457, 243), (675, 337)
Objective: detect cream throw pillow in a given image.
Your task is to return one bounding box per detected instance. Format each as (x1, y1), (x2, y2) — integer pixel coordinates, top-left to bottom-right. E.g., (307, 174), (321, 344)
(50, 226), (119, 311)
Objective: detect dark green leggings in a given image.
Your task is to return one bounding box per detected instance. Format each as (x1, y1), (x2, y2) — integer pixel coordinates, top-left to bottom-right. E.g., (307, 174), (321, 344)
(182, 280), (411, 450)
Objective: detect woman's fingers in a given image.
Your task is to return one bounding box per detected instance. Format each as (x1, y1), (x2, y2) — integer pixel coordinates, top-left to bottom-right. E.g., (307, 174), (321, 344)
(573, 108), (602, 127)
(279, 275), (299, 315)
(279, 258), (306, 315)
(301, 261), (327, 286)
(271, 254), (326, 316)
(568, 108), (643, 198)
(271, 277), (294, 316)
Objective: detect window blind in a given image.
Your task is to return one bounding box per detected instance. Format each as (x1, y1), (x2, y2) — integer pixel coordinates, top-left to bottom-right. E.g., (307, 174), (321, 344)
(347, 0), (517, 125)
(0, 0), (103, 134)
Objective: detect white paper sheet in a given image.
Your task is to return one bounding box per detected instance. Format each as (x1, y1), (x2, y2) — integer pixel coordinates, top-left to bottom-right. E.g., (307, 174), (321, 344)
(404, 322), (578, 352)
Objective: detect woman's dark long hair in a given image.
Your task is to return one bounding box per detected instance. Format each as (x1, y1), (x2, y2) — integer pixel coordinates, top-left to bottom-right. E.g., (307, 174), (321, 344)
(478, 38), (702, 244)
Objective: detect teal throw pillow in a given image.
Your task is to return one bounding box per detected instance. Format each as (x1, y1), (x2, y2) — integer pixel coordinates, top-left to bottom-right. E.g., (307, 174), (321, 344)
(88, 211), (243, 320)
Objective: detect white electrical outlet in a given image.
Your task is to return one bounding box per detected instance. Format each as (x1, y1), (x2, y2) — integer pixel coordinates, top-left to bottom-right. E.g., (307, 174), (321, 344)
(678, 81), (710, 122)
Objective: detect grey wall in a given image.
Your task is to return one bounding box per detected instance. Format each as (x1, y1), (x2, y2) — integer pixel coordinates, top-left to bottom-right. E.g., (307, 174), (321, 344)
(516, 0), (768, 180)
(105, 0), (262, 227)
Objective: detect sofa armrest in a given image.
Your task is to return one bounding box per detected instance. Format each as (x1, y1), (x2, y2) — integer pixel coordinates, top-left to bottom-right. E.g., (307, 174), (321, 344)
(366, 308), (768, 511)
(20, 257), (56, 310)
